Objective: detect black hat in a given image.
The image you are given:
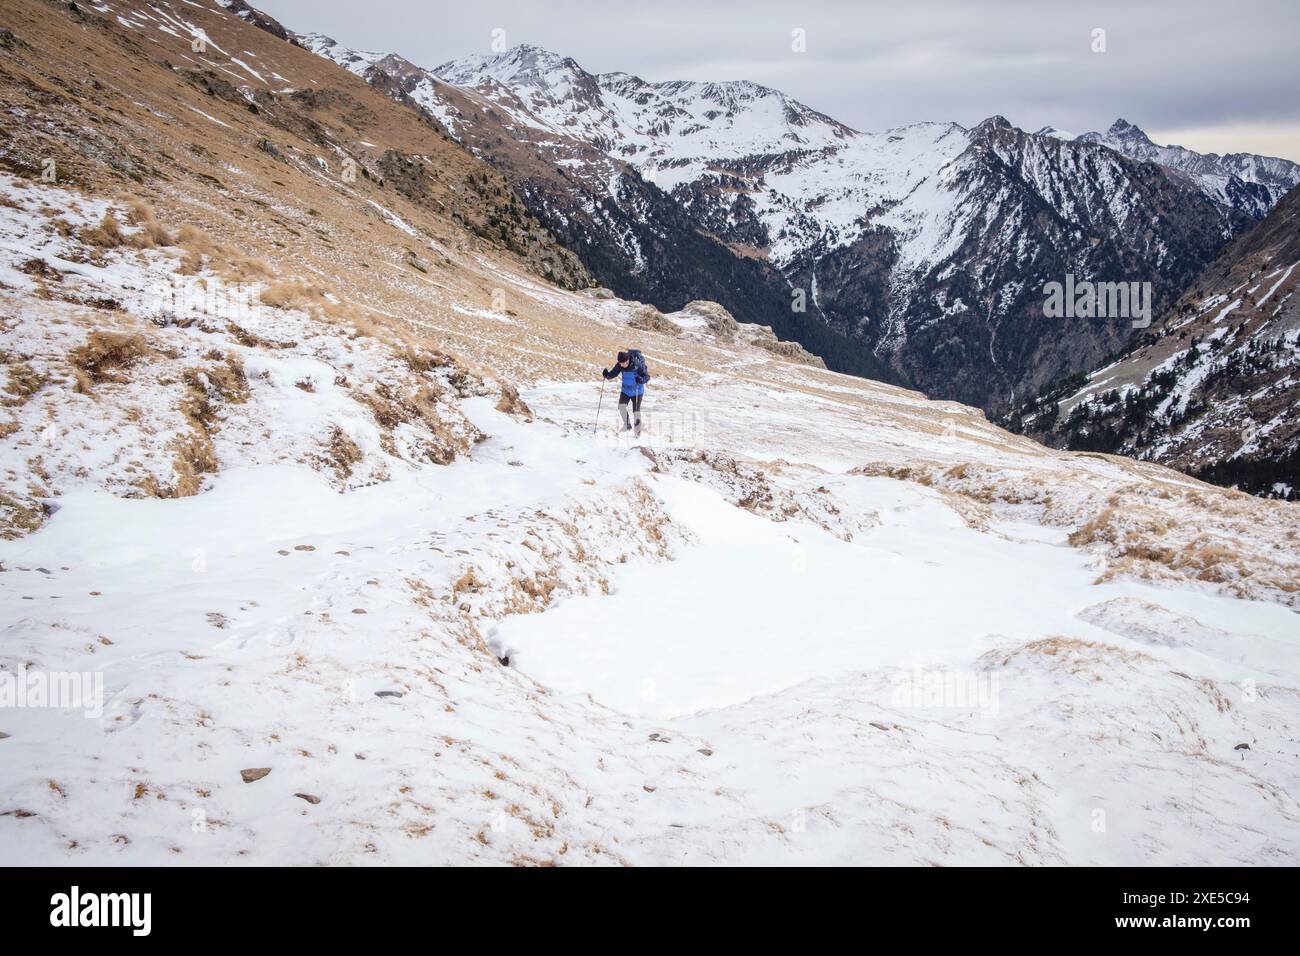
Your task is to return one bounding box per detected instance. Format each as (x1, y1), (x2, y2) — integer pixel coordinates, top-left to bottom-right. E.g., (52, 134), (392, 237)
(617, 351), (630, 363)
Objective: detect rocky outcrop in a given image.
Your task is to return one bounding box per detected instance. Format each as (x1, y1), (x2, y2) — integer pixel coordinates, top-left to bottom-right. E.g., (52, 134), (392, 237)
(626, 303), (681, 336)
(739, 323), (826, 368)
(672, 301), (825, 367)
(680, 300), (739, 340)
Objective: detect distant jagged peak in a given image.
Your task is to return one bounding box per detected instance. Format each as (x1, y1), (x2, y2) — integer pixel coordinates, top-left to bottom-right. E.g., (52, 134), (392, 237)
(433, 43), (856, 138)
(1105, 117), (1155, 143)
(434, 43), (592, 89)
(968, 115), (1029, 144)
(1072, 119), (1153, 149)
(968, 114), (1035, 149)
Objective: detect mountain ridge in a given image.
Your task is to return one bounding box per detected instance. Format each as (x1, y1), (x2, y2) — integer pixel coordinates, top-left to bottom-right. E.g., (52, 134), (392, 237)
(302, 35), (1298, 409)
(1008, 181), (1300, 499)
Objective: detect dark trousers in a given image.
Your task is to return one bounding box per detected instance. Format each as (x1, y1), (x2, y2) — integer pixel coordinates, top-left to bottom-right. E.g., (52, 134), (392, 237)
(618, 391), (643, 428)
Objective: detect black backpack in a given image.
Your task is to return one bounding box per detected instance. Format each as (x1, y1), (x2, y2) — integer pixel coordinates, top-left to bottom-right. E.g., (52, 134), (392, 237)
(627, 348), (650, 385)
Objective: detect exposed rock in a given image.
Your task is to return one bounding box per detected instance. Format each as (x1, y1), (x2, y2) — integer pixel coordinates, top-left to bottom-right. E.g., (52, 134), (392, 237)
(404, 249), (429, 273)
(255, 137), (284, 162)
(223, 0), (293, 42)
(378, 149), (428, 201)
(626, 303), (681, 336)
(495, 383), (534, 420)
(294, 792), (321, 804)
(240, 768), (271, 783)
(680, 300), (739, 340)
(738, 323), (827, 368)
(675, 300), (824, 366)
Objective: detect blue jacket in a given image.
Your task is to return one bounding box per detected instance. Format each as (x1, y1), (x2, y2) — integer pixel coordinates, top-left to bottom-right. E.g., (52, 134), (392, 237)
(604, 364), (646, 398)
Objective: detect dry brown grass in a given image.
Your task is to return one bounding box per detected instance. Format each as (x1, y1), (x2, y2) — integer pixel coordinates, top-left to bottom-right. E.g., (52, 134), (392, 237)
(259, 279), (329, 311)
(322, 425), (362, 481)
(452, 568), (485, 596)
(136, 356), (250, 499)
(495, 383), (533, 420)
(3, 361), (48, 406)
(216, 254), (273, 283)
(69, 331), (148, 393)
(175, 224), (218, 273)
(121, 195), (173, 247)
(78, 211), (125, 249)
(182, 354), (249, 406)
(979, 635), (1156, 675)
(356, 380), (478, 465)
(0, 489), (47, 539)
(225, 322), (296, 350)
(861, 456), (1300, 605)
(401, 346), (455, 375)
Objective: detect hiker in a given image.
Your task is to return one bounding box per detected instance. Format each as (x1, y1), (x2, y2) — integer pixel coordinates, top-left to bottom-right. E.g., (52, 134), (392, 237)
(602, 349), (649, 437)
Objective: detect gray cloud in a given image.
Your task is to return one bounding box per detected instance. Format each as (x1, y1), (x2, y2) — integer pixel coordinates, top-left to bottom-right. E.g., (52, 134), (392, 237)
(255, 0), (1300, 158)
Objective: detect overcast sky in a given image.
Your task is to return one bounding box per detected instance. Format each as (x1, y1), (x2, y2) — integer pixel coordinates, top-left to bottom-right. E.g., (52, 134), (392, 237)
(255, 0), (1300, 161)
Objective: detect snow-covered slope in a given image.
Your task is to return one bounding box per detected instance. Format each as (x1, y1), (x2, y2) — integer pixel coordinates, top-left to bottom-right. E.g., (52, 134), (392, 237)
(2, 0), (1298, 867)
(4, 175), (1299, 866)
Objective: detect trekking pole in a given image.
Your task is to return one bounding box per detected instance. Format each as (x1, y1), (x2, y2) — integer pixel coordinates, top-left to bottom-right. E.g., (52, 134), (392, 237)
(593, 377), (606, 434)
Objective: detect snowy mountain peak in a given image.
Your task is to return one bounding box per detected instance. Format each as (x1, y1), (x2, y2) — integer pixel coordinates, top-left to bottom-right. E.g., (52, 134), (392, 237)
(1104, 117), (1156, 145)
(975, 114), (1014, 132)
(296, 32), (400, 76)
(1034, 125), (1077, 141)
(433, 43), (593, 91)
